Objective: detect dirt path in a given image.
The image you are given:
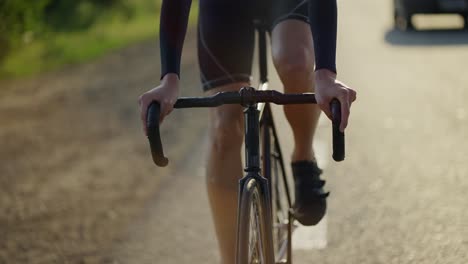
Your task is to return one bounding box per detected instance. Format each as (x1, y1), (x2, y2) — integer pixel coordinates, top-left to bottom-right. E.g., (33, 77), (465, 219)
(0, 32), (206, 263)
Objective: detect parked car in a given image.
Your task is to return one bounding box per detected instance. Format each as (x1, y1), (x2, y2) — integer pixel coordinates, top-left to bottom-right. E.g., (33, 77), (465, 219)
(394, 0), (468, 30)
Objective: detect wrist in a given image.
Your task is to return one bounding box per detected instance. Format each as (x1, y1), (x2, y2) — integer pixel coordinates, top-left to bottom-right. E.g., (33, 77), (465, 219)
(315, 69), (337, 81)
(161, 73), (180, 85)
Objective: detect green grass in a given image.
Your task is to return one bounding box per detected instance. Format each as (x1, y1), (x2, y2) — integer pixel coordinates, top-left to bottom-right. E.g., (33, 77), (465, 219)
(0, 3), (198, 79)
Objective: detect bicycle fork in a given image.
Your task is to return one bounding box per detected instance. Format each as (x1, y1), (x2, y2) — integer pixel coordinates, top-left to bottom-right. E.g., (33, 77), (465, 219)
(236, 103), (275, 264)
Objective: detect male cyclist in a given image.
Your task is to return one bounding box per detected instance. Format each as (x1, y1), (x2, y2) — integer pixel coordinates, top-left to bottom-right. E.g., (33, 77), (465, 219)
(138, 0), (356, 263)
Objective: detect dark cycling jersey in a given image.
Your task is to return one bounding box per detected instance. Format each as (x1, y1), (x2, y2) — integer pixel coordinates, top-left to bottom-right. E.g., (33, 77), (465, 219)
(160, 0), (337, 80)
(309, 0), (337, 73)
(159, 0), (192, 80)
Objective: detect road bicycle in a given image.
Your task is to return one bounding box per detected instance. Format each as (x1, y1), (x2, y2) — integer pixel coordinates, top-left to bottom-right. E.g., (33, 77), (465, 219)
(146, 22), (344, 264)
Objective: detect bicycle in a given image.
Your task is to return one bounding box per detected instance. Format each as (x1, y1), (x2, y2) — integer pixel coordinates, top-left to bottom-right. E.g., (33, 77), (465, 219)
(146, 22), (345, 264)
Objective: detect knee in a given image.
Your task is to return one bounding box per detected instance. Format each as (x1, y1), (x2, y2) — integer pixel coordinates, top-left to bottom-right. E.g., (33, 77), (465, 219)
(210, 106), (244, 154)
(273, 46), (314, 77)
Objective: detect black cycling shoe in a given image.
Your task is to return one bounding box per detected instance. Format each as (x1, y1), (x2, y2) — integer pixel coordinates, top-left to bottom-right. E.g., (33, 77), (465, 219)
(291, 160), (329, 226)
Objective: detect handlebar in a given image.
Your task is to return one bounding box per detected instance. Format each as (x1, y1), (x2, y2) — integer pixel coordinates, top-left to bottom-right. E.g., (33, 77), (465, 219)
(330, 99), (345, 161)
(146, 88), (345, 167)
(146, 102), (169, 166)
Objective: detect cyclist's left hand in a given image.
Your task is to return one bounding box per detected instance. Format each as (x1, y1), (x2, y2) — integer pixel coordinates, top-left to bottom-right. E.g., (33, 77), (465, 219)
(314, 69), (357, 132)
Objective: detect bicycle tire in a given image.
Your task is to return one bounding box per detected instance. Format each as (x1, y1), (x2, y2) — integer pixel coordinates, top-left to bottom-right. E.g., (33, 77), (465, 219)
(249, 183), (264, 263)
(236, 178), (275, 264)
(260, 105), (294, 263)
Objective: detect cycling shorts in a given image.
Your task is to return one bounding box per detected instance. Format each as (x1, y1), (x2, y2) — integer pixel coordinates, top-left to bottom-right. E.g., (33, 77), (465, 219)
(198, 0), (309, 91)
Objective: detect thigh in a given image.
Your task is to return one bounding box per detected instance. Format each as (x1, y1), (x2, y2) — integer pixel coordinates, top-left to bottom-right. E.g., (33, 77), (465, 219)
(269, 0), (315, 86)
(270, 19), (315, 93)
(198, 0), (255, 91)
(269, 0), (313, 58)
(270, 19), (314, 65)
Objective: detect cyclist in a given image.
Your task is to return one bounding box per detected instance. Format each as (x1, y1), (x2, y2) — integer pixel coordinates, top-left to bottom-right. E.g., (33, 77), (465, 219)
(138, 0), (356, 262)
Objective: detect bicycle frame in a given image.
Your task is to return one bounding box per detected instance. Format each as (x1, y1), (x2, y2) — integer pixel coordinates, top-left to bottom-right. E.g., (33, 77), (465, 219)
(260, 103), (294, 263)
(235, 23), (294, 264)
(236, 102), (275, 264)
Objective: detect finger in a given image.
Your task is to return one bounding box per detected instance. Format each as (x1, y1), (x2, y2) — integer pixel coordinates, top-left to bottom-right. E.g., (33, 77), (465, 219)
(338, 93), (350, 132)
(319, 100), (333, 120)
(161, 99), (177, 124)
(140, 99), (150, 136)
(159, 101), (170, 124)
(349, 89), (357, 102)
(322, 106), (333, 121)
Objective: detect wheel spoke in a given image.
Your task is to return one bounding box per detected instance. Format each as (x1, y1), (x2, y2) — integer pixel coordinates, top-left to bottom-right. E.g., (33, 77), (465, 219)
(249, 190), (265, 264)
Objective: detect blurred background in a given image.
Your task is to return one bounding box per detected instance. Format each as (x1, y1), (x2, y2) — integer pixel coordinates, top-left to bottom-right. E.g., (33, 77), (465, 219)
(0, 0), (467, 263)
(0, 0), (187, 78)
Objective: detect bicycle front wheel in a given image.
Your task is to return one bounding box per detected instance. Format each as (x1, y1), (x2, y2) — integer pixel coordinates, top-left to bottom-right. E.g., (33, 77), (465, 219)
(248, 183), (264, 263)
(236, 177), (275, 264)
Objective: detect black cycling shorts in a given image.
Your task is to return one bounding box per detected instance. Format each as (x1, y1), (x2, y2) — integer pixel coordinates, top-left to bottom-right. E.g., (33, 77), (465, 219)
(198, 0), (309, 91)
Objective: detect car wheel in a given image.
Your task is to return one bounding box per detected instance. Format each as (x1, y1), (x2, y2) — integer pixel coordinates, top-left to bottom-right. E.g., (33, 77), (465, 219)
(395, 11), (414, 31)
(394, 0), (414, 32)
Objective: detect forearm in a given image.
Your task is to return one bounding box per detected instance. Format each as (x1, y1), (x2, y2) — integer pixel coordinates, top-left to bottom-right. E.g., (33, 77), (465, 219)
(160, 0), (192, 79)
(309, 0), (337, 73)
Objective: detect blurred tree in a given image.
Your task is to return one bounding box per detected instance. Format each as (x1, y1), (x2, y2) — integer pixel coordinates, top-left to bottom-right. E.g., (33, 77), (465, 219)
(0, 0), (132, 62)
(44, 0), (132, 31)
(0, 0), (48, 61)
(0, 0), (49, 34)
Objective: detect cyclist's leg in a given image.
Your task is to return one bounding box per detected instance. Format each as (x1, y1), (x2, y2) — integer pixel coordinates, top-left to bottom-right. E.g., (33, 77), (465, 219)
(271, 19), (320, 162)
(198, 0), (254, 263)
(269, 1), (328, 226)
(205, 83), (245, 264)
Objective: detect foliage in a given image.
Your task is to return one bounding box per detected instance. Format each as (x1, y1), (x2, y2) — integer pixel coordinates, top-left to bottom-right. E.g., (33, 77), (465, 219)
(0, 0), (199, 79)
(0, 0), (48, 59)
(43, 0), (133, 31)
(0, 0), (49, 36)
(0, 0), (135, 61)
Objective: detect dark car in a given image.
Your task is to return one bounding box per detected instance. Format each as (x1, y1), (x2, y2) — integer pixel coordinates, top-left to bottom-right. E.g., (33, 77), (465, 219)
(394, 0), (468, 30)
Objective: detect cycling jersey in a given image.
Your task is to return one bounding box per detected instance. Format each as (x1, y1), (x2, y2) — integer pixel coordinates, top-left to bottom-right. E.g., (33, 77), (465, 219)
(160, 0), (337, 89)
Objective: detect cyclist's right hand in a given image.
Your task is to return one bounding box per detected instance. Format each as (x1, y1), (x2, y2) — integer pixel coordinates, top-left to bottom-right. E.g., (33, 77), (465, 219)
(314, 69), (357, 132)
(138, 73), (180, 136)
